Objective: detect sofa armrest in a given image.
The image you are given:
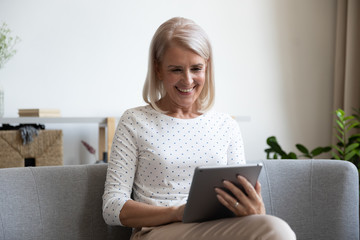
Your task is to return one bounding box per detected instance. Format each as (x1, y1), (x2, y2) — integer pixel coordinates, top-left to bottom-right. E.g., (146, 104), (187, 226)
(258, 159), (359, 240)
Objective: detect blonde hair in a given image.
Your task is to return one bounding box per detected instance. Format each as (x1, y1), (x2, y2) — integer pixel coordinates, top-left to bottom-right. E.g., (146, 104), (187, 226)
(142, 17), (215, 113)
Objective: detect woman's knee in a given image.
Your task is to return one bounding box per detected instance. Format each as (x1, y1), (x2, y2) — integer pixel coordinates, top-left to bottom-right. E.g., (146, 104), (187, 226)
(252, 215), (296, 240)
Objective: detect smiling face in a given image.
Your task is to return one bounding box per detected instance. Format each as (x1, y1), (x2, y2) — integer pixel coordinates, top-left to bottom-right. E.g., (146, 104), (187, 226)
(156, 45), (207, 116)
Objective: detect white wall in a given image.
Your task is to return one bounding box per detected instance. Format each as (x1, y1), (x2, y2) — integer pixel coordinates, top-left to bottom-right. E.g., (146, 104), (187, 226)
(0, 0), (336, 164)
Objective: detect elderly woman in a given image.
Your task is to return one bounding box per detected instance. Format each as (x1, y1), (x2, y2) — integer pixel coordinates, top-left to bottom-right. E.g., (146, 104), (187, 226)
(103, 17), (296, 240)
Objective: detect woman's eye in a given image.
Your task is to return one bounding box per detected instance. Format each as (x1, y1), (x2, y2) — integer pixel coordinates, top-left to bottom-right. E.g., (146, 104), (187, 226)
(171, 69), (182, 72)
(191, 68), (202, 73)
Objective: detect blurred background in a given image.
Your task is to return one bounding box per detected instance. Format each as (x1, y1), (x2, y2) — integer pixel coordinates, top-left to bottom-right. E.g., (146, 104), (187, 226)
(1, 0), (356, 165)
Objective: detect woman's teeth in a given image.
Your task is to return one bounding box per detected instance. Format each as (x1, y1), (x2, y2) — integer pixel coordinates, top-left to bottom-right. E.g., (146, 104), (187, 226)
(177, 87), (193, 93)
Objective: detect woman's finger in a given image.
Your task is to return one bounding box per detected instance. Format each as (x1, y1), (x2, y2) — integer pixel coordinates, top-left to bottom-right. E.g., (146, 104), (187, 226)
(255, 181), (262, 196)
(215, 178), (266, 216)
(214, 187), (237, 206)
(215, 190), (244, 215)
(221, 180), (247, 202)
(215, 183), (251, 216)
(236, 176), (256, 197)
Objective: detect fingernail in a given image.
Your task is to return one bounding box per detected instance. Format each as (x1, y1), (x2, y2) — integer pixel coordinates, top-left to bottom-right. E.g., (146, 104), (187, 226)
(237, 175), (245, 180)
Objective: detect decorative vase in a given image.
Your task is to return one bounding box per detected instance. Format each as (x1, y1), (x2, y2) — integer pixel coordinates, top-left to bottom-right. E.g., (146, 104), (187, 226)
(0, 82), (3, 117)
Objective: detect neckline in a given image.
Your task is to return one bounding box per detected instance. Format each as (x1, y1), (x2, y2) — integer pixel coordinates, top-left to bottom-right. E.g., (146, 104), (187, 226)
(145, 105), (208, 122)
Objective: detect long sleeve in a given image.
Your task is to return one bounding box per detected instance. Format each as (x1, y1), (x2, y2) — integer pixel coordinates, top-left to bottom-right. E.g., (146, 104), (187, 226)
(102, 110), (138, 226)
(227, 117), (246, 165)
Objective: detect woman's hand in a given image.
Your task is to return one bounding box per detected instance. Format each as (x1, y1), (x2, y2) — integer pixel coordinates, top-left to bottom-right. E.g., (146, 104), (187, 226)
(214, 175), (265, 216)
(174, 204), (186, 222)
(120, 200), (186, 228)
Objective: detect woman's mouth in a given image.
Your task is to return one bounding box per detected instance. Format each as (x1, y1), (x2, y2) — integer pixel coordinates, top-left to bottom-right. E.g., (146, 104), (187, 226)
(176, 86), (195, 93)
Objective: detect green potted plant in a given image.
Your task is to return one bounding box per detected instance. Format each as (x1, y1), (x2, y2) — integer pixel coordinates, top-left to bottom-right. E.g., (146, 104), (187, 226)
(265, 108), (360, 163)
(0, 22), (20, 117)
(332, 108), (360, 168)
(265, 108), (360, 194)
(265, 136), (331, 159)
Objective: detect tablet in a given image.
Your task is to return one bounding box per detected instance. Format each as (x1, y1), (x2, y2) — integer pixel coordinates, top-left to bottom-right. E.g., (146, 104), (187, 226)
(182, 163), (263, 223)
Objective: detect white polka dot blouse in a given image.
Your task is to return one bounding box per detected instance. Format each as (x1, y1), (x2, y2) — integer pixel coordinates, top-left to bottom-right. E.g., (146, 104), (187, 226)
(102, 105), (246, 226)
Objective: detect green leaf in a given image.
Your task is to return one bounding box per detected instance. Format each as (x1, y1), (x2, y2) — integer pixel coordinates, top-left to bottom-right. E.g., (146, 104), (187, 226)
(288, 152), (298, 159)
(347, 122), (360, 132)
(350, 133), (360, 138)
(352, 114), (360, 122)
(332, 145), (344, 156)
(335, 134), (344, 144)
(334, 125), (344, 136)
(266, 136), (276, 145)
(266, 136), (286, 156)
(322, 146), (332, 152)
(265, 148), (272, 153)
(336, 109), (345, 118)
(336, 119), (344, 130)
(356, 149), (360, 157)
(296, 144), (309, 154)
(265, 149), (272, 159)
(349, 134), (360, 143)
(332, 152), (341, 160)
(345, 151), (357, 161)
(345, 143), (360, 154)
(311, 147), (329, 157)
(344, 115), (355, 122)
(266, 137), (278, 149)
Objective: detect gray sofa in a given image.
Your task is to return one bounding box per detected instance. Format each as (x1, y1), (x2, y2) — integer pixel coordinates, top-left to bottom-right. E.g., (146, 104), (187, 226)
(0, 159), (358, 240)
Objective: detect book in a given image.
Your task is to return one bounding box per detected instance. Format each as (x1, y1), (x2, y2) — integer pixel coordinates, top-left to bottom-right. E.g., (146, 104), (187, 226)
(18, 109), (61, 117)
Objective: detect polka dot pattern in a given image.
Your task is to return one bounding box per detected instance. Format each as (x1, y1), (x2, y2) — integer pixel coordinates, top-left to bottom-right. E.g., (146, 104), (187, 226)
(102, 105), (245, 226)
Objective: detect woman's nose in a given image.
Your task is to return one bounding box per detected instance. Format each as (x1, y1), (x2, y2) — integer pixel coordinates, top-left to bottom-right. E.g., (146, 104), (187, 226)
(183, 70), (194, 84)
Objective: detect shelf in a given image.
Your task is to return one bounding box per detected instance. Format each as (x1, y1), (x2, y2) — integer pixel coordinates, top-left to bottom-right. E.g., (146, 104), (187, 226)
(0, 117), (116, 161)
(0, 117), (108, 126)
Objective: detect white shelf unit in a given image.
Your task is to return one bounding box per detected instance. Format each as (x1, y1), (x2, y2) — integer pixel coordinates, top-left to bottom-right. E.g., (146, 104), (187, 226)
(0, 117), (116, 161)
